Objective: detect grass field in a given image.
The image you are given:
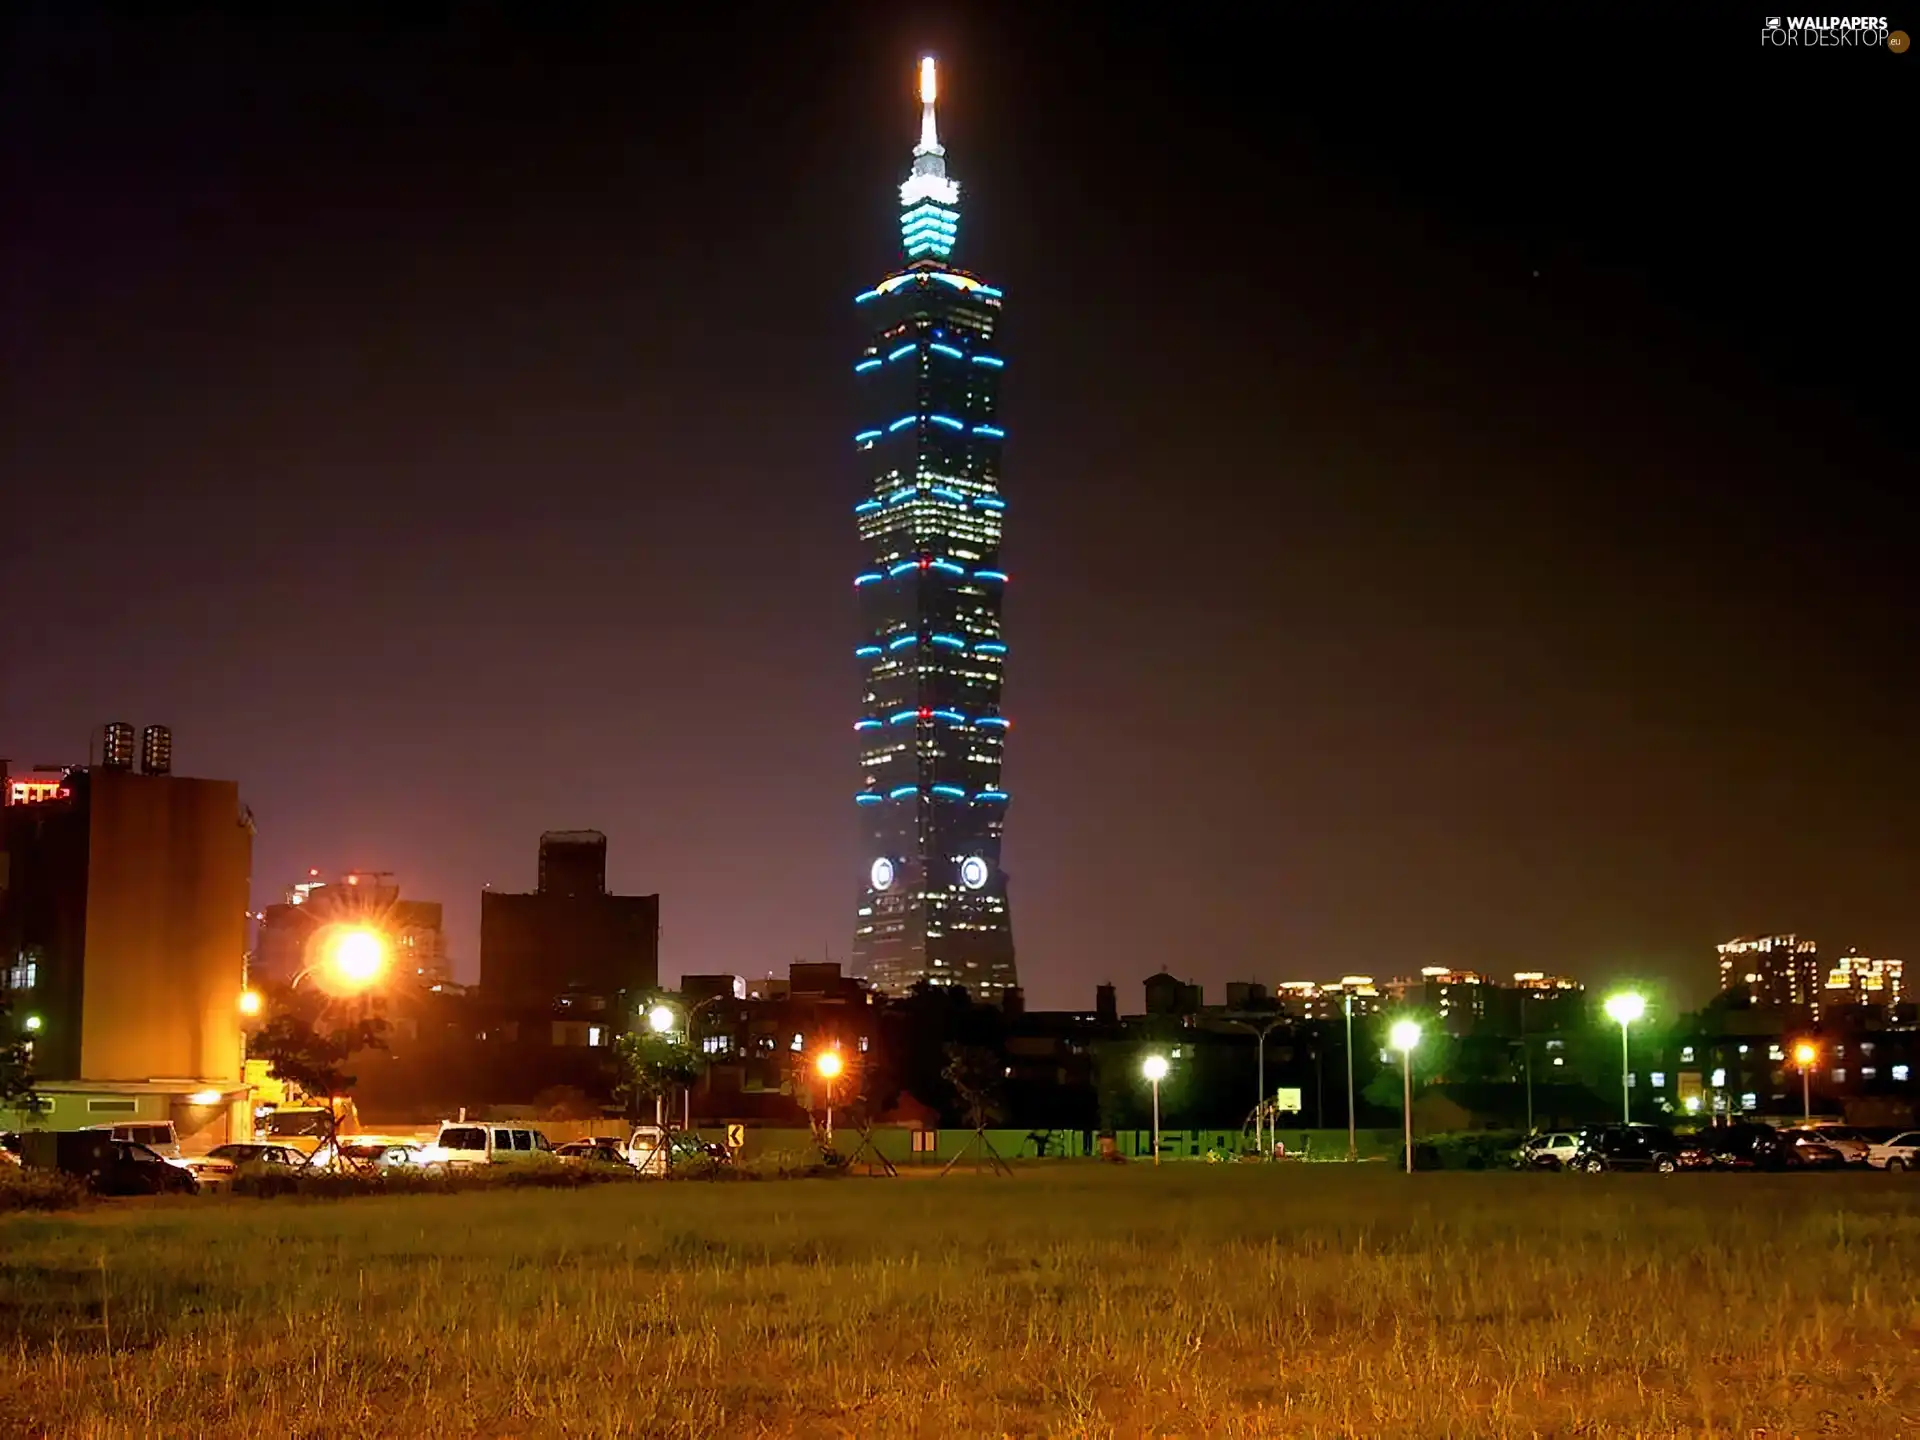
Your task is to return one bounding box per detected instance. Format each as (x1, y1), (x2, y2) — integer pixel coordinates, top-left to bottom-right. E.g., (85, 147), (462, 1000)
(3, 1167), (1918, 1437)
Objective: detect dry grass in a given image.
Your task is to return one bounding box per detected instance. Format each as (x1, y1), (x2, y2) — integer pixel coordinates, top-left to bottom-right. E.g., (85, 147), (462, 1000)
(3, 1167), (1919, 1437)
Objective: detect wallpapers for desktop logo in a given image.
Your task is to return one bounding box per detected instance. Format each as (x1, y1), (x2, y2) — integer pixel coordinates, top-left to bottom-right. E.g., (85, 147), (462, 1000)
(1760, 15), (1906, 48)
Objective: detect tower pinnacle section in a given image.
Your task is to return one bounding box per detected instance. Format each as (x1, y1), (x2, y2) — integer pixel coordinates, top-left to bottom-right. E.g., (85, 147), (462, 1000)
(899, 55), (960, 261)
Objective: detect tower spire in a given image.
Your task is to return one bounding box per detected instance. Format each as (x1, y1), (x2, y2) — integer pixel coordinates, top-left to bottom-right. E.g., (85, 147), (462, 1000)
(916, 55), (942, 156)
(899, 55), (959, 261)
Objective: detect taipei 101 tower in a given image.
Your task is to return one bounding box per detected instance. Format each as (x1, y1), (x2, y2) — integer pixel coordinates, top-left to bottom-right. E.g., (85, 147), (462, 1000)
(847, 58), (1017, 1002)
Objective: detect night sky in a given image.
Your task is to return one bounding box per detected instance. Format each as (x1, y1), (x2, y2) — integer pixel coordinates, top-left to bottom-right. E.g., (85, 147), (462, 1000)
(4, 9), (1913, 1010)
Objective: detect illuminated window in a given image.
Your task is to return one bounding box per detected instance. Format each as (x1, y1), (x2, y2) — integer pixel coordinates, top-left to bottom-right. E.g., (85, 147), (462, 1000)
(1680, 1046), (1695, 1062)
(791, 1033), (804, 1052)
(587, 1026), (603, 1048)
(1651, 1072), (1666, 1088)
(1894, 1065), (1910, 1083)
(1831, 1069), (1845, 1084)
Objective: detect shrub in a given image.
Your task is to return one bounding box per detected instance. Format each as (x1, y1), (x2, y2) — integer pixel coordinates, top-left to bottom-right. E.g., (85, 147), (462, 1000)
(232, 1161), (638, 1201)
(0, 1165), (90, 1212)
(1425, 1130), (1528, 1171)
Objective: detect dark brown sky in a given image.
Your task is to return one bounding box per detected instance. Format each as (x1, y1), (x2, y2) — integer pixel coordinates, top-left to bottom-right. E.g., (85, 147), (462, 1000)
(3, 7), (1913, 1008)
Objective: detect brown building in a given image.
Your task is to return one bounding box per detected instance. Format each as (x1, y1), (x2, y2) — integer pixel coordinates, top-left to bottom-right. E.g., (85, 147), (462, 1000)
(479, 831), (659, 1011)
(1, 751), (251, 1142)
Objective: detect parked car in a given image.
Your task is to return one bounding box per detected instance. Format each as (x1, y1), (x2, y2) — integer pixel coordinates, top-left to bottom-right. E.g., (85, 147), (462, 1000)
(418, 1123), (555, 1170)
(1695, 1122), (1794, 1171)
(339, 1139), (427, 1172)
(1866, 1131), (1920, 1171)
(555, 1141), (639, 1169)
(100, 1140), (199, 1196)
(177, 1142), (306, 1188)
(1570, 1124), (1685, 1173)
(1801, 1124), (1873, 1165)
(1516, 1132), (1581, 1170)
(1775, 1129), (1849, 1169)
(85, 1121), (181, 1160)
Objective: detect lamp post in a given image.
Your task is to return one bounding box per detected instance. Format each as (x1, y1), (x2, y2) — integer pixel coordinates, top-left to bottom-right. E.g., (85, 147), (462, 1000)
(1344, 992), (1358, 1162)
(290, 924), (391, 995)
(1793, 1041), (1818, 1122)
(642, 994), (729, 1132)
(1602, 993), (1645, 1124)
(1225, 1016), (1284, 1159)
(1389, 1019), (1420, 1174)
(814, 1049), (844, 1148)
(1142, 1054), (1169, 1166)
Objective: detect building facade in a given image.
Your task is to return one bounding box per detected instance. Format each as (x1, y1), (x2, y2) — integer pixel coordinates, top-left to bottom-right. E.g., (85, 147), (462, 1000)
(479, 831), (658, 1012)
(850, 58), (1017, 1002)
(1717, 934), (1821, 1011)
(1, 751), (251, 1142)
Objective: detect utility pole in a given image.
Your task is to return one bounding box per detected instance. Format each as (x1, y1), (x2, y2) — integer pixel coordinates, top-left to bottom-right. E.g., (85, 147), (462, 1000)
(1344, 991), (1358, 1162)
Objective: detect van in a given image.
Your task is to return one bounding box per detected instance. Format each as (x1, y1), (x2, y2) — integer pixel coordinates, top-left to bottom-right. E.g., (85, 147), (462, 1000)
(421, 1122), (554, 1169)
(87, 1121), (180, 1159)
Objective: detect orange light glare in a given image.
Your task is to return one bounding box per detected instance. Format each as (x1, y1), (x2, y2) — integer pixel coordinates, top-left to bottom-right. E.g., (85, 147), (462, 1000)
(238, 989), (263, 1017)
(815, 1050), (844, 1080)
(1793, 1042), (1818, 1067)
(327, 927), (386, 987)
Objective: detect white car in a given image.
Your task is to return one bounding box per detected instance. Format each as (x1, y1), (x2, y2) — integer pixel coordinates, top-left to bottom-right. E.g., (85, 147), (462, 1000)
(417, 1122), (555, 1170)
(1518, 1132), (1581, 1170)
(338, 1138), (428, 1172)
(178, 1142), (307, 1188)
(1866, 1131), (1920, 1171)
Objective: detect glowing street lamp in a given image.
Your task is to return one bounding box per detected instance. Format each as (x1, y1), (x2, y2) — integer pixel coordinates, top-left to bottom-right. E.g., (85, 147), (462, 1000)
(237, 989), (263, 1017)
(646, 1003), (677, 1035)
(293, 924), (390, 996)
(1142, 1054), (1169, 1166)
(1603, 993), (1645, 1124)
(1793, 1040), (1819, 1121)
(1389, 1020), (1421, 1174)
(815, 1049), (844, 1147)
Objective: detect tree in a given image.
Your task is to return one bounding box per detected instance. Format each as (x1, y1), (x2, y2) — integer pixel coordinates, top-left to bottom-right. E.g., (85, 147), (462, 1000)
(611, 1029), (700, 1124)
(249, 1011), (386, 1165)
(1, 999), (37, 1113)
(941, 1043), (1004, 1130)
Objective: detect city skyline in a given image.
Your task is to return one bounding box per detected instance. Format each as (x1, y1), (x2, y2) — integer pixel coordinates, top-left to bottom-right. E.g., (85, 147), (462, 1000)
(2, 12), (1913, 1010)
(851, 59), (1018, 1000)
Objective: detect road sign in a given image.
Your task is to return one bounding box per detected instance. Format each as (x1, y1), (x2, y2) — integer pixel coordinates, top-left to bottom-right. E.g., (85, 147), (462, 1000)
(1274, 1088), (1304, 1114)
(725, 1123), (745, 1150)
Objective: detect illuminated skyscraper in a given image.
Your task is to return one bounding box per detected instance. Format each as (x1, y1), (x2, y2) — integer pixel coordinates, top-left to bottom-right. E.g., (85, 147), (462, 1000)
(850, 57), (1016, 1001)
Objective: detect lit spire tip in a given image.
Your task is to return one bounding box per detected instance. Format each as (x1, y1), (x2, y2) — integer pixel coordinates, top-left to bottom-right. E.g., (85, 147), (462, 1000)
(919, 56), (937, 105)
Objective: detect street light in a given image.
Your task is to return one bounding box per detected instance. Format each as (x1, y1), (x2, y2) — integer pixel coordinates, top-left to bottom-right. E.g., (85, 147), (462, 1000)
(1344, 991), (1357, 1161)
(1224, 1016), (1284, 1159)
(1142, 1054), (1169, 1166)
(294, 924), (391, 995)
(1389, 1019), (1420, 1174)
(640, 995), (731, 1131)
(815, 1049), (844, 1147)
(1602, 992), (1645, 1124)
(1793, 1040), (1819, 1121)
(237, 989), (263, 1017)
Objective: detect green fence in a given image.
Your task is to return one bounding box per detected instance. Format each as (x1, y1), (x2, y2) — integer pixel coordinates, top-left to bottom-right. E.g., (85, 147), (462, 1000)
(711, 1125), (1407, 1165)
